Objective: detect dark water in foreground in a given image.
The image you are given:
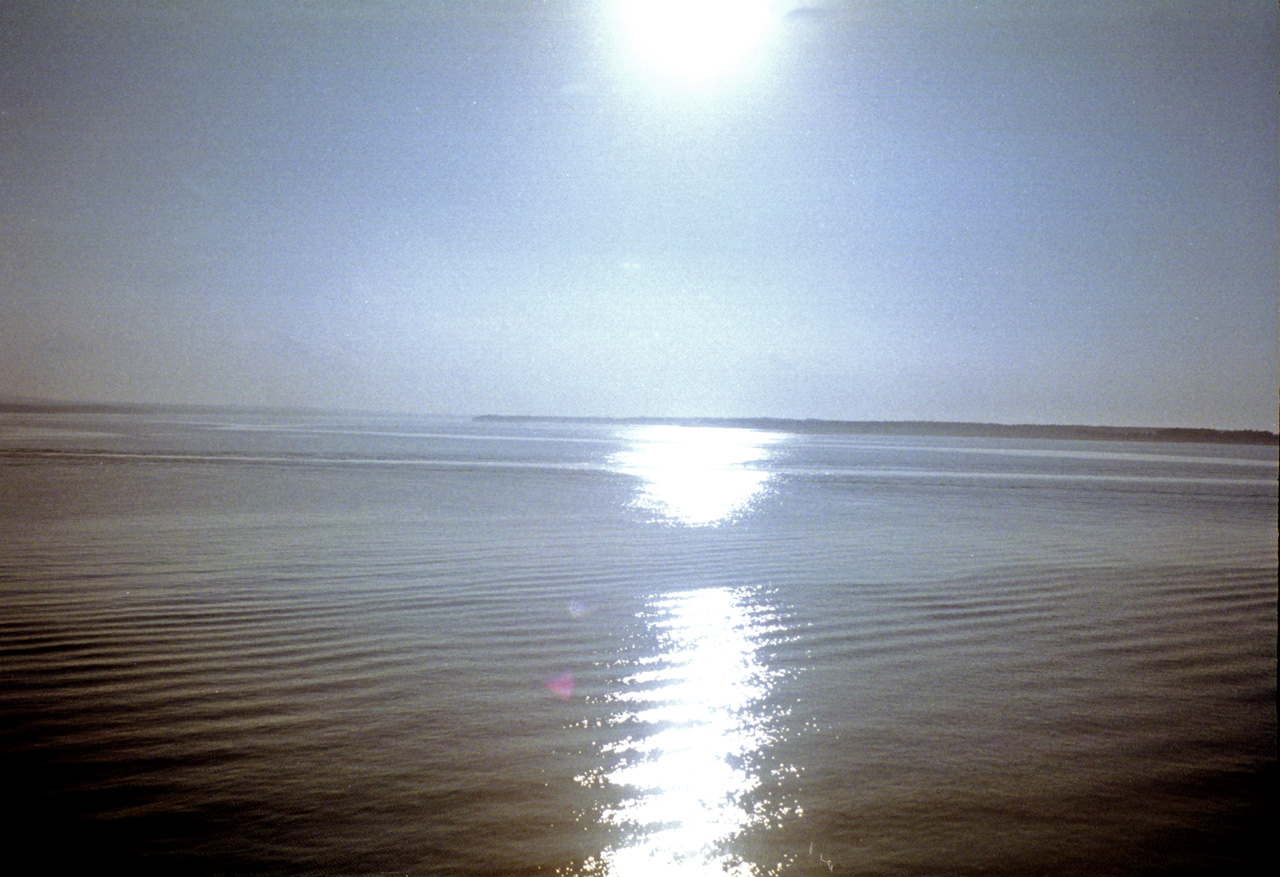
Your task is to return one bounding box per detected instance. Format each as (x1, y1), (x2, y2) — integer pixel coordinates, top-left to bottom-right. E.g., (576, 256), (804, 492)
(1, 408), (1274, 875)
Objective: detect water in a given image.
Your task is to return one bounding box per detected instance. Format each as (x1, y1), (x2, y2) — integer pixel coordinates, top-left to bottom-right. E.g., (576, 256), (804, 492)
(1, 407), (1274, 875)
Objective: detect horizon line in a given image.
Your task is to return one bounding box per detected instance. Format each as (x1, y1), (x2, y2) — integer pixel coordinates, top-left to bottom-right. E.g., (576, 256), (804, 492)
(1, 397), (1276, 442)
(475, 414), (1279, 444)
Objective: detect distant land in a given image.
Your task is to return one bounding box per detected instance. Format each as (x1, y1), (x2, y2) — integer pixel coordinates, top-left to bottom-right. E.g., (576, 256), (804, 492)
(476, 415), (1280, 446)
(2, 400), (1275, 445)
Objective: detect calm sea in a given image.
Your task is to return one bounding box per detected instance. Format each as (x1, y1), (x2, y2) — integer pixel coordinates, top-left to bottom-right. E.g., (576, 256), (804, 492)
(1, 408), (1274, 876)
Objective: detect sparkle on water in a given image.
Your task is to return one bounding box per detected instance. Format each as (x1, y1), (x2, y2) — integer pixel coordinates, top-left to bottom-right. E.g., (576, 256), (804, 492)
(587, 587), (790, 876)
(611, 425), (779, 526)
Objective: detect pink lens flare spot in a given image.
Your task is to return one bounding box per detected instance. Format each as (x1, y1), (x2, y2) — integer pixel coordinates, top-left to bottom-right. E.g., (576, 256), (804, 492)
(546, 672), (575, 699)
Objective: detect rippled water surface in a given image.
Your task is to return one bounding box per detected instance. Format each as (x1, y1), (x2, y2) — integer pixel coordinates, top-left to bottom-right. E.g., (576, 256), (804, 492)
(1, 408), (1274, 875)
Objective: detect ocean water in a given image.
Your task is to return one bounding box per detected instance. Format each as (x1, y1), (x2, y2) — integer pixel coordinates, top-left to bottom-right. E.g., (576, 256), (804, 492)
(1, 407), (1274, 876)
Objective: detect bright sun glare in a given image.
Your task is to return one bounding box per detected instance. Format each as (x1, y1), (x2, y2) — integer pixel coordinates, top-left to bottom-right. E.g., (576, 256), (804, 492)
(593, 587), (784, 875)
(615, 0), (775, 86)
(612, 426), (777, 525)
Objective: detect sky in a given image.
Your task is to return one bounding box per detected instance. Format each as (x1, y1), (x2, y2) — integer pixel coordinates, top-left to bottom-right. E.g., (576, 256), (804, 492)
(1, 0), (1276, 430)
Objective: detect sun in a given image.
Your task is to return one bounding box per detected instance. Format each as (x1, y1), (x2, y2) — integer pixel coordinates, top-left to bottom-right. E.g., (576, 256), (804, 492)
(614, 0), (776, 87)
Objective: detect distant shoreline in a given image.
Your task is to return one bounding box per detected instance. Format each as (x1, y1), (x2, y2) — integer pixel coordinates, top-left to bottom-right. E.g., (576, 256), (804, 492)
(475, 415), (1280, 446)
(3, 400), (1274, 445)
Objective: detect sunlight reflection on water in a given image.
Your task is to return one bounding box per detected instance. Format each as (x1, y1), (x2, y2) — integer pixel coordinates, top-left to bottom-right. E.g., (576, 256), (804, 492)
(611, 426), (779, 525)
(585, 587), (792, 876)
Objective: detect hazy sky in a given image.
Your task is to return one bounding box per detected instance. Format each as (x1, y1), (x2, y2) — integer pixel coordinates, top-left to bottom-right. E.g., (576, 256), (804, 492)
(2, 0), (1276, 429)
